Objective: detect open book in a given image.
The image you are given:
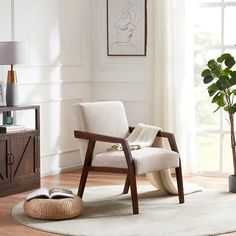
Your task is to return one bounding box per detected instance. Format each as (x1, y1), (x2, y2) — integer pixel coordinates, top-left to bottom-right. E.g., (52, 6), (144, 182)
(26, 187), (74, 201)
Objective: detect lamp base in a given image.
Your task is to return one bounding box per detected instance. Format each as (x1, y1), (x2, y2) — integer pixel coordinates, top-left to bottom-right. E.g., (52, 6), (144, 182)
(6, 83), (19, 107)
(6, 69), (19, 107)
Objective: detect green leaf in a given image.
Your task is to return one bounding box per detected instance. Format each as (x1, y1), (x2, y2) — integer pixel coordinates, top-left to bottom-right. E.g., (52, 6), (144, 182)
(201, 69), (211, 77)
(232, 103), (236, 114)
(216, 80), (229, 90)
(219, 75), (231, 88)
(230, 71), (236, 78)
(208, 59), (218, 70)
(229, 77), (236, 86)
(223, 67), (231, 76)
(233, 90), (236, 95)
(211, 92), (225, 107)
(224, 106), (234, 114)
(217, 53), (231, 63)
(212, 68), (222, 76)
(225, 56), (235, 68)
(224, 106), (229, 112)
(203, 75), (214, 84)
(208, 83), (218, 97)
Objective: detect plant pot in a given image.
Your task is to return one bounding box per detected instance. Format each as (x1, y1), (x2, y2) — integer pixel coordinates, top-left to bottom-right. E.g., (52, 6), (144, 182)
(229, 175), (236, 193)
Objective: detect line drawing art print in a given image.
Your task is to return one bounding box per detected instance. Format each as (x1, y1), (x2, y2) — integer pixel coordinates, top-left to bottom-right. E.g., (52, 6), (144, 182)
(107, 0), (147, 56)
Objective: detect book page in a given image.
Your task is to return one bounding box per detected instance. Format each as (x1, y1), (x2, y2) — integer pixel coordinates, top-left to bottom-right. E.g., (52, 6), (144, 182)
(49, 188), (74, 199)
(26, 187), (49, 201)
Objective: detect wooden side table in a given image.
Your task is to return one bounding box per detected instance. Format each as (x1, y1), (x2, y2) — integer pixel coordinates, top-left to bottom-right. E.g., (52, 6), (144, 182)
(0, 105), (40, 197)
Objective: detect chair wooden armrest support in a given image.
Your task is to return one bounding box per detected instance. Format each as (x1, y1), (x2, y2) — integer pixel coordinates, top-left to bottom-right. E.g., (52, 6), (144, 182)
(128, 126), (184, 204)
(74, 130), (125, 144)
(129, 127), (179, 153)
(74, 129), (138, 212)
(74, 130), (133, 165)
(157, 131), (179, 153)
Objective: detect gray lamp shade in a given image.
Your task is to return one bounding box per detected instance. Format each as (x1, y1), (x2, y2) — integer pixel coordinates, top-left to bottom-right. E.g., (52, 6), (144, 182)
(0, 41), (28, 65)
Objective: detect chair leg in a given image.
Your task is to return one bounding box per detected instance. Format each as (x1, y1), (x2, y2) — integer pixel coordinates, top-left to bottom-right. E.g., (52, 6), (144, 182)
(77, 167), (89, 198)
(77, 140), (95, 198)
(123, 174), (130, 194)
(129, 169), (139, 214)
(175, 165), (184, 204)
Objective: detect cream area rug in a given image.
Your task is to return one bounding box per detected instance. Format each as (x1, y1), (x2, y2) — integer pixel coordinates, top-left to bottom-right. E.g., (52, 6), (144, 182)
(11, 185), (236, 236)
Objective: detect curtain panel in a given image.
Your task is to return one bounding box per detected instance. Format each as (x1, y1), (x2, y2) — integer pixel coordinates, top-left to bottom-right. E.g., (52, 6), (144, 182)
(151, 0), (197, 173)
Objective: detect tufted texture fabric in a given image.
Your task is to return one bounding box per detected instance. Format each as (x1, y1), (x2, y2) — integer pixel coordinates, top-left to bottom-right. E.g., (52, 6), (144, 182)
(23, 196), (83, 220)
(92, 147), (180, 175)
(76, 101), (130, 159)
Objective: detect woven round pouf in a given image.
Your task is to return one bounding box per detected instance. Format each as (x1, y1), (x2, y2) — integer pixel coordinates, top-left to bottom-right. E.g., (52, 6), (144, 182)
(23, 196), (83, 220)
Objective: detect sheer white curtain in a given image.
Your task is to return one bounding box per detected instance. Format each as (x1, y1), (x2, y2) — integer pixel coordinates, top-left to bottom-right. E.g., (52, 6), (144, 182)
(151, 0), (197, 173)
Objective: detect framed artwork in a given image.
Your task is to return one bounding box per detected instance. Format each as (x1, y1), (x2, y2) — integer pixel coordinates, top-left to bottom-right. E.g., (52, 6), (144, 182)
(107, 0), (147, 56)
(0, 82), (6, 106)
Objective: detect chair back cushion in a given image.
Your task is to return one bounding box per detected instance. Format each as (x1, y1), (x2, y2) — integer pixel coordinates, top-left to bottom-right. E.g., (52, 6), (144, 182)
(76, 101), (129, 162)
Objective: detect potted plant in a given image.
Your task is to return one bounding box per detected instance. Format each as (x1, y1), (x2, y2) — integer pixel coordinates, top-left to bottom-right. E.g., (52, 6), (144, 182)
(201, 53), (236, 192)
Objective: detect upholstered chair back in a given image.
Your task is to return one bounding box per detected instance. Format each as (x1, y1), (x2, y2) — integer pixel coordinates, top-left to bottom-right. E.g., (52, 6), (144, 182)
(75, 101), (130, 163)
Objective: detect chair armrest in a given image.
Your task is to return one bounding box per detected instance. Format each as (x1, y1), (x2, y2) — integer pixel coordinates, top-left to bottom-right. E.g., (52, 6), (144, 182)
(74, 130), (125, 144)
(74, 130), (134, 168)
(157, 131), (179, 153)
(129, 126), (179, 153)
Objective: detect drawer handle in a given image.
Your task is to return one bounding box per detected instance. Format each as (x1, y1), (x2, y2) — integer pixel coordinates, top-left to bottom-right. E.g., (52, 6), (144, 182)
(7, 153), (14, 165)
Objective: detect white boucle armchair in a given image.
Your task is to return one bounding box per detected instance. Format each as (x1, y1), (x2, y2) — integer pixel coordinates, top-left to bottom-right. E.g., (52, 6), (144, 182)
(74, 101), (184, 214)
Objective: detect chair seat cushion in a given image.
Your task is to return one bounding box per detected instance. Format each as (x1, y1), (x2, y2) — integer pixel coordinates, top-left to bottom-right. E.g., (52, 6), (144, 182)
(92, 147), (179, 175)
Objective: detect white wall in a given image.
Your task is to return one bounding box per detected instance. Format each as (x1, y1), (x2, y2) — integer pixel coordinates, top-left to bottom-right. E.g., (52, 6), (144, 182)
(0, 0), (153, 175)
(0, 0), (92, 175)
(91, 0), (153, 126)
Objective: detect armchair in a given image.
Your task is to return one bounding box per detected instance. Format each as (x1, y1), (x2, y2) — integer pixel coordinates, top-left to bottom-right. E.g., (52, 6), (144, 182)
(74, 101), (184, 214)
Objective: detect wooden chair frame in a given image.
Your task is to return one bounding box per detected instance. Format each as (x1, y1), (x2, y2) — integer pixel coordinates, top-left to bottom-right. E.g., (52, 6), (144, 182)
(74, 127), (184, 214)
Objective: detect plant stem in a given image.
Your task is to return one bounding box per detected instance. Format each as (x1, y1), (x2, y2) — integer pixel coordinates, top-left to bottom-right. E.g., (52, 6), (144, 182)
(226, 90), (236, 175)
(229, 113), (236, 175)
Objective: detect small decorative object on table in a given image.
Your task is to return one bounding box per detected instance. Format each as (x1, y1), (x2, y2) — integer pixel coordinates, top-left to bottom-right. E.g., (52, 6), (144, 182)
(5, 116), (13, 125)
(24, 188), (84, 220)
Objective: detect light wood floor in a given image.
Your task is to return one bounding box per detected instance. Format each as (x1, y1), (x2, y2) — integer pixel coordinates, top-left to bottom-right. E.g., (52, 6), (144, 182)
(0, 170), (235, 236)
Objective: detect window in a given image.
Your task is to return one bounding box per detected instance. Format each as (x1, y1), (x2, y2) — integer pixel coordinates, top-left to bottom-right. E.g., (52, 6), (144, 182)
(194, 0), (236, 175)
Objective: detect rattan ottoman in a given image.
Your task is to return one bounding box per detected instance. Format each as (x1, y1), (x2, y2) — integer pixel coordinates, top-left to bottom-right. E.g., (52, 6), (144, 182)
(23, 196), (83, 220)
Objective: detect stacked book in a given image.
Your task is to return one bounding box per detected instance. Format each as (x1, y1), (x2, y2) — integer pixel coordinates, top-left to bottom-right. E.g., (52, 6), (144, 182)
(0, 125), (25, 133)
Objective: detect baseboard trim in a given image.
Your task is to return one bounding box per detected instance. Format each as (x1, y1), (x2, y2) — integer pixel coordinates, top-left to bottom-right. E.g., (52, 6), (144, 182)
(41, 165), (83, 177)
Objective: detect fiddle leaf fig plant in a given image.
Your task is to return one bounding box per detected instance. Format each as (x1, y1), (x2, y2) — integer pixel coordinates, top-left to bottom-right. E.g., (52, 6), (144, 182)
(201, 53), (236, 175)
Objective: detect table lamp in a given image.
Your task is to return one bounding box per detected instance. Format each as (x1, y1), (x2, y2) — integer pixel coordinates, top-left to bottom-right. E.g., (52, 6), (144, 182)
(0, 41), (27, 106)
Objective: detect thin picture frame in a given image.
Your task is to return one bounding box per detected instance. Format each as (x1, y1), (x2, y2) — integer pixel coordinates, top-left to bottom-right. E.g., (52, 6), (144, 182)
(107, 0), (147, 56)
(0, 81), (6, 106)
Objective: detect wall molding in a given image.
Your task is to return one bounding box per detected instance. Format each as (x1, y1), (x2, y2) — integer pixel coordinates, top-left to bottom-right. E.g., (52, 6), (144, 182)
(122, 100), (146, 104)
(22, 97), (82, 105)
(40, 148), (82, 176)
(41, 165), (82, 177)
(18, 63), (84, 68)
(41, 148), (80, 159)
(92, 79), (147, 84)
(19, 79), (92, 86)
(41, 156), (82, 177)
(97, 99), (146, 104)
(97, 62), (147, 68)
